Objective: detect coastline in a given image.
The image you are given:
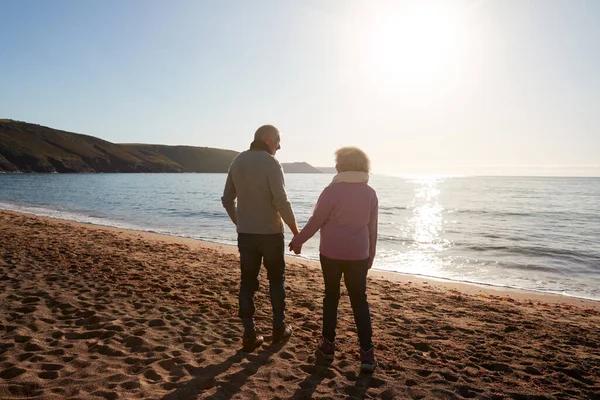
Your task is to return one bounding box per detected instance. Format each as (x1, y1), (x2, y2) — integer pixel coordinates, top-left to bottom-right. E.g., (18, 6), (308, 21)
(156, 235), (600, 309)
(1, 210), (599, 399)
(2, 209), (598, 309)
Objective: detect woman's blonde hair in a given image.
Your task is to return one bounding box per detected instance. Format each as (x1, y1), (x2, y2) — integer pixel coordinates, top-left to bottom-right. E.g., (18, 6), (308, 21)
(335, 146), (370, 173)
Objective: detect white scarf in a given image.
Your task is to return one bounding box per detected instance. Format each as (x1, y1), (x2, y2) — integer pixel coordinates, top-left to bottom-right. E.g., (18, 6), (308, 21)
(331, 171), (369, 184)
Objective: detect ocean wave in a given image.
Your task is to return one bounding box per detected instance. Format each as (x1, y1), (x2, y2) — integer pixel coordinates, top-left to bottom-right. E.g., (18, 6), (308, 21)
(368, 268), (600, 301)
(492, 261), (562, 274)
(164, 209), (225, 219)
(451, 208), (600, 221)
(0, 201), (145, 232)
(377, 235), (413, 244)
(451, 209), (534, 217)
(379, 206), (409, 215)
(465, 244), (600, 265)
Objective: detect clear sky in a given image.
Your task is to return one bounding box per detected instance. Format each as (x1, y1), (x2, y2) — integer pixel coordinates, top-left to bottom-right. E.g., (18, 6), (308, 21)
(1, 0), (599, 175)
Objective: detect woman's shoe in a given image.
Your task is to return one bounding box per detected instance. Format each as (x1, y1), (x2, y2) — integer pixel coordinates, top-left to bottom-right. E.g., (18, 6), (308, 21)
(360, 347), (377, 372)
(317, 337), (336, 361)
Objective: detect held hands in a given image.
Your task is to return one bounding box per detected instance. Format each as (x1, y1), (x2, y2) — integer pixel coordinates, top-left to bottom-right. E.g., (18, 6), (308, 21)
(288, 224), (301, 254)
(288, 240), (302, 255)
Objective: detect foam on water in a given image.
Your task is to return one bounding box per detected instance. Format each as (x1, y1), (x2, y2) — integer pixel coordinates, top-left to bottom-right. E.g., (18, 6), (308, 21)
(0, 201), (140, 230)
(0, 201), (239, 247)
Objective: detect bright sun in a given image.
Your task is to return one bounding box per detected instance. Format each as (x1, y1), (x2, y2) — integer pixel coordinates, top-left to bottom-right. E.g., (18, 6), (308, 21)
(348, 3), (468, 94)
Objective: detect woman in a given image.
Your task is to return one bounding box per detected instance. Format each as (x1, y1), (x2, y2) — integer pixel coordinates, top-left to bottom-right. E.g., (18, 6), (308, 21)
(290, 147), (378, 372)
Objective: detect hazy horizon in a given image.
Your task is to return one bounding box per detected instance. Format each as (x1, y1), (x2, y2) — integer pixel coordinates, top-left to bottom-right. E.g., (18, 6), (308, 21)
(2, 118), (600, 177)
(1, 0), (599, 176)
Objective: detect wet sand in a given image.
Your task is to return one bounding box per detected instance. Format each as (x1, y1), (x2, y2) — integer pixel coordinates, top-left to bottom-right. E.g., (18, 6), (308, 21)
(1, 210), (599, 399)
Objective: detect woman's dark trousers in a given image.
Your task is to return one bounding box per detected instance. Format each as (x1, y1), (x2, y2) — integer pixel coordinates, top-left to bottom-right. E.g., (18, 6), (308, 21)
(320, 254), (373, 351)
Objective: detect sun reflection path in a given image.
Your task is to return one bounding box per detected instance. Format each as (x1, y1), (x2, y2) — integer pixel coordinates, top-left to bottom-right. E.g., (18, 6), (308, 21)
(401, 176), (450, 276)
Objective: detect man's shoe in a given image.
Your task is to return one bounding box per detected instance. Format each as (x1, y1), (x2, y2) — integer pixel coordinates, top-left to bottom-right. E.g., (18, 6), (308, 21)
(360, 347), (377, 373)
(272, 323), (292, 343)
(317, 337), (335, 361)
(242, 333), (264, 352)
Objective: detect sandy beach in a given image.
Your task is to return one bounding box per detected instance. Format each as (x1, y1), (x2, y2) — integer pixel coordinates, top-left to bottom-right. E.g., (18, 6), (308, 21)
(1, 210), (599, 399)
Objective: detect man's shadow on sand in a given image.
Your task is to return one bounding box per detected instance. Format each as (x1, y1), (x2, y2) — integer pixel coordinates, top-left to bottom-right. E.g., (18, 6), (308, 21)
(161, 340), (287, 400)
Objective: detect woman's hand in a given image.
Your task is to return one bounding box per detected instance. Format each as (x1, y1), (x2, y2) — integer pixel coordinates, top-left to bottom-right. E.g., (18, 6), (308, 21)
(288, 240), (301, 255)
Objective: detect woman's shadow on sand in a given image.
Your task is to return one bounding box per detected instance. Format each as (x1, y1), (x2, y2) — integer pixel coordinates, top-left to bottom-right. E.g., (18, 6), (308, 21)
(288, 355), (377, 400)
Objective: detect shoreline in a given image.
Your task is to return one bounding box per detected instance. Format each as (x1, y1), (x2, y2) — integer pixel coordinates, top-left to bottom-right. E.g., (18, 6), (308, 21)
(2, 209), (598, 310)
(3, 209), (599, 308)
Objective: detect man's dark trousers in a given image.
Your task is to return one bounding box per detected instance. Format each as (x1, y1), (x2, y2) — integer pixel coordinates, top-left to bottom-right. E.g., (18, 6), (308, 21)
(238, 233), (286, 336)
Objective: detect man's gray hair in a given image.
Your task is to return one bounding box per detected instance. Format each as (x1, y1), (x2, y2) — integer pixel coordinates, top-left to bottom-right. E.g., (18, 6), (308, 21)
(254, 125), (280, 141)
(335, 146), (371, 173)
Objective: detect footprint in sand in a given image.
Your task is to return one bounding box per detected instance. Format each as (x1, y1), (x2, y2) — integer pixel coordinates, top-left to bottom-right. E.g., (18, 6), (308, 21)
(20, 296), (41, 304)
(23, 343), (44, 352)
(91, 390), (118, 400)
(44, 346), (63, 355)
(5, 382), (43, 398)
(91, 344), (125, 357)
(457, 385), (480, 398)
(14, 335), (32, 343)
(481, 362), (511, 372)
(148, 319), (166, 328)
(14, 306), (37, 314)
(38, 370), (59, 380)
(120, 380), (141, 390)
(222, 330), (238, 339)
(0, 366), (27, 379)
(18, 353), (35, 361)
(441, 372), (459, 382)
(409, 342), (431, 352)
(367, 377), (386, 388)
(143, 368), (163, 382)
(189, 344), (207, 353)
(279, 351), (294, 360)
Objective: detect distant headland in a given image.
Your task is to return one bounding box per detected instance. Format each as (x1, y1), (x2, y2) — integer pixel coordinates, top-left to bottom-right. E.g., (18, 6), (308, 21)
(0, 120), (326, 174)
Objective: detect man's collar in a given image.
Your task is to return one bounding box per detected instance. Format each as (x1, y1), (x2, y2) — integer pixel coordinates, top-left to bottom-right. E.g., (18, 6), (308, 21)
(249, 140), (271, 153)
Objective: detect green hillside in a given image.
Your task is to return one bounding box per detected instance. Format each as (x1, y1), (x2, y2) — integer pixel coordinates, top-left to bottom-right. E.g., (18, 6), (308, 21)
(0, 120), (172, 172)
(0, 120), (238, 173)
(121, 144), (238, 173)
(281, 162), (322, 173)
(0, 120), (321, 173)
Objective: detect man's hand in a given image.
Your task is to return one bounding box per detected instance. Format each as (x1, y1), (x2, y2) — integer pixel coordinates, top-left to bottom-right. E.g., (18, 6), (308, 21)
(290, 223), (300, 237)
(368, 256), (374, 269)
(288, 240), (301, 255)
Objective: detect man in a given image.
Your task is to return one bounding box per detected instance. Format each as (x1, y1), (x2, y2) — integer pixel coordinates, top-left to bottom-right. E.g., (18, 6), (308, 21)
(222, 124), (299, 351)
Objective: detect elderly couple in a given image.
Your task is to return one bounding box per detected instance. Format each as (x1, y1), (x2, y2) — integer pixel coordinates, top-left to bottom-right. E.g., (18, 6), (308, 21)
(221, 125), (378, 372)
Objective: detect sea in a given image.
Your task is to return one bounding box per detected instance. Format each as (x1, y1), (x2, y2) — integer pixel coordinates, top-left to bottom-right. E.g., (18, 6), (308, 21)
(1, 173), (599, 301)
